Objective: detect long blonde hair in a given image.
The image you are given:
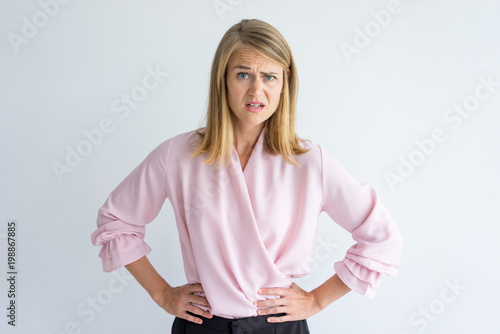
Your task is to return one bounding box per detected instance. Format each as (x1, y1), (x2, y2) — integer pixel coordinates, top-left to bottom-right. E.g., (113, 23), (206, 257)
(191, 19), (310, 168)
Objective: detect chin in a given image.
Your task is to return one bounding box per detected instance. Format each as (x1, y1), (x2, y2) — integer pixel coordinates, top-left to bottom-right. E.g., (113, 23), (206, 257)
(243, 119), (266, 127)
(231, 108), (273, 127)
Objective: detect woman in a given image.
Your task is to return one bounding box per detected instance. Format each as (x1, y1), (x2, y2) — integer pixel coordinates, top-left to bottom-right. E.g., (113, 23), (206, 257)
(91, 19), (403, 334)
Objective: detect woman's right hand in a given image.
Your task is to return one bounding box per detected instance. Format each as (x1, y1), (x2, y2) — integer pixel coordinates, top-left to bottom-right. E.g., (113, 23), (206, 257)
(155, 283), (213, 324)
(124, 257), (211, 324)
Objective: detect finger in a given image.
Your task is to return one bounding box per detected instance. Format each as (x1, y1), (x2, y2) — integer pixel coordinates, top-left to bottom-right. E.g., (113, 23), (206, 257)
(257, 305), (286, 316)
(187, 305), (213, 319)
(190, 295), (211, 307)
(267, 314), (293, 323)
(183, 313), (204, 325)
(254, 299), (286, 308)
(200, 309), (213, 318)
(187, 283), (205, 293)
(189, 307), (213, 319)
(258, 287), (287, 297)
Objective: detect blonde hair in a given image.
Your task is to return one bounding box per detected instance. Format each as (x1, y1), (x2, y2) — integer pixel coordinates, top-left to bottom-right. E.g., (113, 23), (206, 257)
(191, 19), (310, 168)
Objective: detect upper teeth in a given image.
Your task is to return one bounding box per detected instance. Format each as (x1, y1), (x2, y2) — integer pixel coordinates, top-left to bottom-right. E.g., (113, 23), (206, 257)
(248, 103), (263, 108)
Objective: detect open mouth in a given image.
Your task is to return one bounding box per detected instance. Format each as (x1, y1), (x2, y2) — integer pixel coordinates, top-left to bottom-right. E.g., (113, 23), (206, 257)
(246, 103), (264, 108)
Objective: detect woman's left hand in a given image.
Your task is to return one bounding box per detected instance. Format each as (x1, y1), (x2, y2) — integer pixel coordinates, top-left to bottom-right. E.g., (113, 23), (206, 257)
(253, 282), (322, 323)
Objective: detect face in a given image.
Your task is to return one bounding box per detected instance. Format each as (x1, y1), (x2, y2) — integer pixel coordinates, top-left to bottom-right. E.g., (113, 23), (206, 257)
(225, 47), (286, 131)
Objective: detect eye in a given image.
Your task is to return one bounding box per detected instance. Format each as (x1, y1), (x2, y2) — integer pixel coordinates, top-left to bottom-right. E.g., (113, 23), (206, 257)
(237, 72), (249, 79)
(265, 75), (276, 81)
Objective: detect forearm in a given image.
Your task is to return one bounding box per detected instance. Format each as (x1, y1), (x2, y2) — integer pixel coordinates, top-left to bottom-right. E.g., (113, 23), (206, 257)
(311, 274), (351, 311)
(125, 255), (212, 323)
(125, 255), (171, 305)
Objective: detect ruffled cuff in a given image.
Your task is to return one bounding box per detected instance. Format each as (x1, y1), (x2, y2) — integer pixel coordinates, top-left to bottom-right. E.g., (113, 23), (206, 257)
(98, 237), (152, 272)
(334, 258), (382, 299)
(91, 223), (152, 272)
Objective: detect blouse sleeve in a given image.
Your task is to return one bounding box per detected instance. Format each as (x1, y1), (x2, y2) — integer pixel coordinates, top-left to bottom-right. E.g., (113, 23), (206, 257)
(90, 138), (172, 272)
(319, 145), (403, 298)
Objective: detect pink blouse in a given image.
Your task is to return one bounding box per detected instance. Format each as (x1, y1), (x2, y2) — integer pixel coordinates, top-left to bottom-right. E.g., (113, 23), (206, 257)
(91, 127), (403, 319)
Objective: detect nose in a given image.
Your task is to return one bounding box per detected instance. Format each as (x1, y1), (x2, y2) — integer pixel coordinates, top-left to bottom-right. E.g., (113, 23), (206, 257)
(248, 77), (264, 96)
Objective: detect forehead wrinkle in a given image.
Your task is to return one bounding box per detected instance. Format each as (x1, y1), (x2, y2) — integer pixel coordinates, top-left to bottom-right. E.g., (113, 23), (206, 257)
(229, 47), (280, 73)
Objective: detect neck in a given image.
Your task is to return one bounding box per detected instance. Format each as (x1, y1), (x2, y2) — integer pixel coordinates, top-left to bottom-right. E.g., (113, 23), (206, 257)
(232, 122), (265, 153)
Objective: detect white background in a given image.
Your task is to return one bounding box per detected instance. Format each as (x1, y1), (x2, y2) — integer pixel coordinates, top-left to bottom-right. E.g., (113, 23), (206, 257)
(1, 0), (499, 333)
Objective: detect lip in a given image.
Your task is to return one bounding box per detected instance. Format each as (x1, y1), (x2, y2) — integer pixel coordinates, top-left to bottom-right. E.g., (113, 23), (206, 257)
(246, 101), (265, 106)
(245, 101), (265, 113)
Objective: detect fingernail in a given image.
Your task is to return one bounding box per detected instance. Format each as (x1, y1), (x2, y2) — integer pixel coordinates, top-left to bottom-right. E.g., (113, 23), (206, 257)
(258, 289), (262, 294)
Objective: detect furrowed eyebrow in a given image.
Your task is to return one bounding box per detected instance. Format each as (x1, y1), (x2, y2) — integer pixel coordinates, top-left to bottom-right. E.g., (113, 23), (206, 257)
(232, 65), (280, 76)
(234, 65), (252, 71)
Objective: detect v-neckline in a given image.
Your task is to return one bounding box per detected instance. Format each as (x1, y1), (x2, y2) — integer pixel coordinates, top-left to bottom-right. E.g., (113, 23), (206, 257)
(233, 128), (265, 175)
